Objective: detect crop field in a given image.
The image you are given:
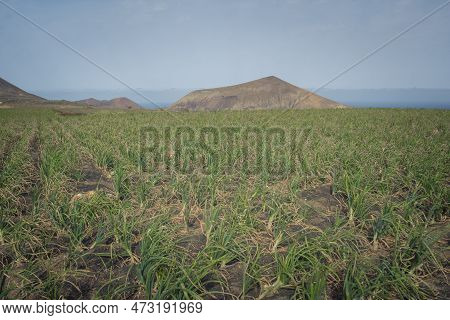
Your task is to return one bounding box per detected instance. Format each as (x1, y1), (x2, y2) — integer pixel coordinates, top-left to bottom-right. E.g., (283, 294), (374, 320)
(0, 107), (448, 299)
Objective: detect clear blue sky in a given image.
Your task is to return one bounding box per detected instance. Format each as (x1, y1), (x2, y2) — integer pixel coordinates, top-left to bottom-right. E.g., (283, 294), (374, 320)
(1, 0), (449, 91)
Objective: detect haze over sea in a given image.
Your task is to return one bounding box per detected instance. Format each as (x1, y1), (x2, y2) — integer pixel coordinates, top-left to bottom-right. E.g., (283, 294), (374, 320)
(33, 88), (450, 109)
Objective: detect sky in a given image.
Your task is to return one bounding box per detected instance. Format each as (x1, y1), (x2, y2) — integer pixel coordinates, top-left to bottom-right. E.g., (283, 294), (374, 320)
(1, 0), (450, 93)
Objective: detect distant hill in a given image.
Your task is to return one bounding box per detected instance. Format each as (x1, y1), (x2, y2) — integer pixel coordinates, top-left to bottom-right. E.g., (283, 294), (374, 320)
(75, 97), (140, 109)
(0, 77), (45, 103)
(169, 76), (345, 111)
(0, 76), (141, 111)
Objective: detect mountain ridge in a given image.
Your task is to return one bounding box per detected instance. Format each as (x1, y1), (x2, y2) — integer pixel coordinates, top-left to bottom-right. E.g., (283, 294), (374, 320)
(75, 97), (140, 109)
(0, 77), (45, 102)
(169, 76), (345, 111)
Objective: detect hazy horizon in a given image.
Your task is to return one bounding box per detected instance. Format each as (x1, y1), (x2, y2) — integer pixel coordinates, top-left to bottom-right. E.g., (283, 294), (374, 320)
(1, 0), (450, 96)
(30, 87), (450, 109)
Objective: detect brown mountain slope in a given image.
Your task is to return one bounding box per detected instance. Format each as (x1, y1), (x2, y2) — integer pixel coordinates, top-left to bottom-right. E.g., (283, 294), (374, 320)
(75, 97), (140, 109)
(169, 76), (345, 111)
(0, 77), (45, 102)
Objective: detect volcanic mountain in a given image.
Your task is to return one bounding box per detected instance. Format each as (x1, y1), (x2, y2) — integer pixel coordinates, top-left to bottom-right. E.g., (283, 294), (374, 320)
(75, 97), (140, 109)
(0, 77), (45, 103)
(169, 76), (345, 111)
